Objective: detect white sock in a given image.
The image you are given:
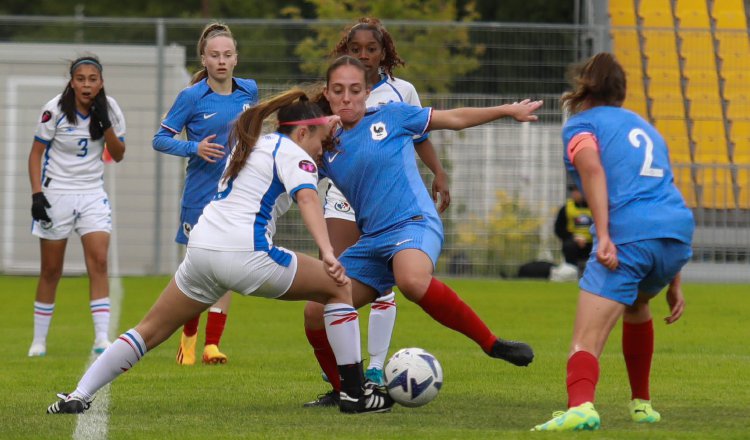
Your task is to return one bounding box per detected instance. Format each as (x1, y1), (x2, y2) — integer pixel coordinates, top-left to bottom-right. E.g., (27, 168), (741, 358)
(368, 292), (396, 370)
(323, 303), (361, 365)
(89, 298), (110, 342)
(32, 301), (55, 344)
(72, 329), (147, 401)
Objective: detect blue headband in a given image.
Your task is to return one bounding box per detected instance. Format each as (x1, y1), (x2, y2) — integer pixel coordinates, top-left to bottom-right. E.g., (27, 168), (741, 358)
(70, 59), (103, 75)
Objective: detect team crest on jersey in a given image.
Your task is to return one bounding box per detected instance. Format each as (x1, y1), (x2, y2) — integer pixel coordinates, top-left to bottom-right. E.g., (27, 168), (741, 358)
(334, 201), (351, 213)
(182, 222), (192, 237)
(370, 122), (387, 140)
(41, 111), (52, 123)
(298, 160), (317, 173)
(242, 103), (251, 112)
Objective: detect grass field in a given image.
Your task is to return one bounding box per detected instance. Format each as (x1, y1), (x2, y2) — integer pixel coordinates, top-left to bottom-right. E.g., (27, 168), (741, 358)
(1, 275), (748, 439)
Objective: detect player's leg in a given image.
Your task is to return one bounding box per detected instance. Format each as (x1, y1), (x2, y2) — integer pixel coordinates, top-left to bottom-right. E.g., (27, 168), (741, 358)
(202, 291), (231, 364)
(30, 238), (68, 357)
(623, 295), (660, 423)
(175, 208), (200, 365)
(80, 231), (112, 354)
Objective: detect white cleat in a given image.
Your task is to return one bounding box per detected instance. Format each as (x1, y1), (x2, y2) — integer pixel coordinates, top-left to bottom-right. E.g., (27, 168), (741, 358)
(92, 339), (111, 355)
(28, 342), (47, 357)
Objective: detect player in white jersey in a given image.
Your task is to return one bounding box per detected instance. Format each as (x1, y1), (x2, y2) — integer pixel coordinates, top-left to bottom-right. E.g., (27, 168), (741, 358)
(46, 89), (393, 415)
(27, 55), (126, 358)
(305, 17), (451, 406)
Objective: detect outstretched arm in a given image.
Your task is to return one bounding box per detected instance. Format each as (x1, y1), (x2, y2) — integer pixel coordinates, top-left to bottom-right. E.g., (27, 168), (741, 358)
(428, 99), (542, 131)
(296, 188), (347, 285)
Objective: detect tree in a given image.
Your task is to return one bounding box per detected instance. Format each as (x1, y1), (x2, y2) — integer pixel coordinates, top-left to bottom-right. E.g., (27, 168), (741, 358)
(294, 0), (483, 94)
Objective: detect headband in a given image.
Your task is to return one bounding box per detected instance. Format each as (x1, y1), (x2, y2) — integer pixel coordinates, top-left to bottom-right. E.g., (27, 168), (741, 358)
(70, 59), (103, 75)
(278, 116), (331, 126)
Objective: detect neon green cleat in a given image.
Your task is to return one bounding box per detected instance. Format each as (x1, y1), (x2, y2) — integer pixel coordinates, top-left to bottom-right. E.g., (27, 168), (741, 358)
(629, 399), (661, 423)
(531, 402), (601, 431)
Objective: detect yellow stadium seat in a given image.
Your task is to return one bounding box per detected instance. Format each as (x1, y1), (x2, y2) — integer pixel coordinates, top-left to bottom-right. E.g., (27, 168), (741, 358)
(692, 120), (730, 163)
(675, 0), (711, 28)
(639, 0), (675, 27)
(712, 0), (747, 29)
(731, 121), (750, 164)
(689, 94), (724, 120)
(652, 95), (687, 119)
(656, 119), (691, 163)
(696, 166), (735, 209)
(609, 0), (638, 26)
(726, 96), (750, 122)
(671, 166), (697, 208)
(736, 167), (750, 208)
(648, 68), (681, 92)
(722, 71), (750, 102)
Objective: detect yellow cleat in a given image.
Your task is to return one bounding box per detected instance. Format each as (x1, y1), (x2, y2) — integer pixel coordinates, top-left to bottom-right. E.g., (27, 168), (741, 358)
(629, 399), (661, 423)
(202, 344), (228, 365)
(176, 333), (197, 365)
(532, 402), (601, 431)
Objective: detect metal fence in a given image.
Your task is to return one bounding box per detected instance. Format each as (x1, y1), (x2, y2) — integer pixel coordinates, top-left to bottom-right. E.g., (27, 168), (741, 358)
(1, 16), (747, 281)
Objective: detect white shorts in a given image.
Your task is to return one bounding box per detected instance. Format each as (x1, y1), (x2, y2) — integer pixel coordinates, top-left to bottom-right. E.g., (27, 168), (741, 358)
(323, 181), (356, 222)
(31, 191), (112, 240)
(174, 247), (298, 304)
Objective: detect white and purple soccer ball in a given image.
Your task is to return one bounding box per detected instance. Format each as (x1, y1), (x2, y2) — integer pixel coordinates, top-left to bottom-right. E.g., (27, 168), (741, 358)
(384, 347), (443, 407)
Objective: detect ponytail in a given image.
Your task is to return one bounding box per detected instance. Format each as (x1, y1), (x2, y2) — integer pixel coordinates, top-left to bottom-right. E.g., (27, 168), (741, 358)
(561, 52), (626, 114)
(192, 22), (236, 85)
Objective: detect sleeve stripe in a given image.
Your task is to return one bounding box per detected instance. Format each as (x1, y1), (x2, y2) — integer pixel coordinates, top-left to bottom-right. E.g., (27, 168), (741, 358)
(567, 132), (599, 163)
(421, 107), (433, 135)
(34, 136), (51, 146)
(290, 183), (317, 202)
(160, 123), (180, 134)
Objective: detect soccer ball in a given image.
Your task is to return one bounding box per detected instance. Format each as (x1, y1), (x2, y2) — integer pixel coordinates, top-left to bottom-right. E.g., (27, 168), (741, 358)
(384, 347), (443, 407)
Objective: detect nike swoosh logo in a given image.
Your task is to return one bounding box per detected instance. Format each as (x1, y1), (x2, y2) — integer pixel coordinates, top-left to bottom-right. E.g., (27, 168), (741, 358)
(203, 112), (218, 119)
(327, 151), (340, 163)
(395, 239), (413, 246)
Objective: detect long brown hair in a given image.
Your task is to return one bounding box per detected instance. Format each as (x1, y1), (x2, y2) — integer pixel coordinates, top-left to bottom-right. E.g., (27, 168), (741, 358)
(191, 22), (237, 85)
(223, 88), (325, 183)
(561, 52), (626, 114)
(311, 55), (369, 118)
(332, 17), (405, 80)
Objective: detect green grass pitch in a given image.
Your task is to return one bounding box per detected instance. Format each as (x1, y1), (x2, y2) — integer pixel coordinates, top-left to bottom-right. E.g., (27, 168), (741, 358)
(1, 275), (748, 439)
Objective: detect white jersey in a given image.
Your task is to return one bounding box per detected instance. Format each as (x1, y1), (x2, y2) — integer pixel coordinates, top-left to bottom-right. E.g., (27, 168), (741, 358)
(188, 133), (319, 261)
(34, 94), (126, 193)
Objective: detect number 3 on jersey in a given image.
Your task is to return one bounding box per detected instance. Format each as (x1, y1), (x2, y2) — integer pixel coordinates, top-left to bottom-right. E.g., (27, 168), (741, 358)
(77, 138), (89, 158)
(628, 128), (663, 178)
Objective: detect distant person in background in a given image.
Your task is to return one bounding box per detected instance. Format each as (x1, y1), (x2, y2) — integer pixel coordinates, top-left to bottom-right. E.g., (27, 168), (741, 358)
(153, 22), (258, 365)
(554, 184), (593, 270)
(27, 55), (126, 357)
(532, 52), (694, 432)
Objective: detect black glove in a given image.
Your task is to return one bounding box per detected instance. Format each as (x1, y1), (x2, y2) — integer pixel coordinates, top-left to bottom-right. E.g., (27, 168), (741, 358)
(89, 92), (111, 140)
(31, 192), (51, 223)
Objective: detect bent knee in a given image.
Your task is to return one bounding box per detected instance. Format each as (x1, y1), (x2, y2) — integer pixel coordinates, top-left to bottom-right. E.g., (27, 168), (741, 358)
(303, 301), (325, 327)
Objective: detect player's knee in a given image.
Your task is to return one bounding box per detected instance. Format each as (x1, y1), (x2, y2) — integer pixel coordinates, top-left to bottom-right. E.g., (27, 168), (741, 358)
(39, 264), (63, 282)
(303, 301), (325, 327)
(395, 274), (430, 299)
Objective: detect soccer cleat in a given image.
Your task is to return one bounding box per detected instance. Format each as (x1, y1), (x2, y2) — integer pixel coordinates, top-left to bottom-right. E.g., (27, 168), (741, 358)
(47, 393), (92, 414)
(28, 342), (46, 357)
(202, 344), (228, 365)
(364, 367), (386, 390)
(339, 388), (394, 414)
(487, 338), (534, 366)
(92, 338), (111, 355)
(531, 402), (601, 431)
(303, 390), (340, 408)
(629, 399), (661, 423)
(176, 333), (197, 365)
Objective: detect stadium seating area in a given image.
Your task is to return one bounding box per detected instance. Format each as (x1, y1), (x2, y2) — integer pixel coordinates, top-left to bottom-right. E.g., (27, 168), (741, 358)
(609, 0), (750, 209)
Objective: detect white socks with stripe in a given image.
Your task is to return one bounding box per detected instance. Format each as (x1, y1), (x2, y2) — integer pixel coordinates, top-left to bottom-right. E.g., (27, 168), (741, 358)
(32, 301), (55, 346)
(72, 329), (147, 401)
(90, 298), (111, 342)
(323, 303), (361, 365)
(368, 291), (397, 370)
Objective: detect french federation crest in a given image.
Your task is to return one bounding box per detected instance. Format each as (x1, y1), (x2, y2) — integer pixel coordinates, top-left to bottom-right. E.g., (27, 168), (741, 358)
(370, 122), (387, 140)
(242, 103), (251, 112)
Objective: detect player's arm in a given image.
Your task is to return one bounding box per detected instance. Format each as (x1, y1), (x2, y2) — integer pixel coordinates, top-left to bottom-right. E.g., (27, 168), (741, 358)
(28, 140), (47, 194)
(414, 138), (450, 213)
(296, 188), (346, 285)
(103, 128), (125, 163)
(428, 99), (542, 131)
(664, 272), (685, 324)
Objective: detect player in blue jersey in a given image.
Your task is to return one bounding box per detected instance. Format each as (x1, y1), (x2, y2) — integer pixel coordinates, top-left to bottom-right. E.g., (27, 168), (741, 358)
(532, 53), (695, 432)
(27, 55), (126, 358)
(153, 22), (258, 366)
(303, 56), (540, 407)
(304, 18), (452, 406)
(47, 90), (393, 415)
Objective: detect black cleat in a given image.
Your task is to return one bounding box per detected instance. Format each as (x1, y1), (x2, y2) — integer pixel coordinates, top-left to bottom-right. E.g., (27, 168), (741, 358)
(488, 338), (534, 366)
(47, 393), (92, 414)
(339, 388), (394, 414)
(303, 390), (339, 408)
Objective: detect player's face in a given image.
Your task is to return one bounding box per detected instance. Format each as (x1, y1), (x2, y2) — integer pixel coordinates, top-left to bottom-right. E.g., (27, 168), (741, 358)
(70, 65), (103, 110)
(294, 126), (328, 161)
(324, 65), (369, 129)
(202, 36), (237, 83)
(346, 30), (385, 79)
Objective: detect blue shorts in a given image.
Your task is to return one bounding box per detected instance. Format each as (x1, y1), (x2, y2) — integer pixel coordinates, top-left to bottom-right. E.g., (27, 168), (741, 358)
(580, 238), (692, 305)
(175, 207), (204, 245)
(340, 217), (443, 295)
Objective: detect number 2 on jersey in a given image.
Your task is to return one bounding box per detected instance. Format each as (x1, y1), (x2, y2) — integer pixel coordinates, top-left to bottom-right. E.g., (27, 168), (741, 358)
(77, 138), (89, 158)
(628, 128), (663, 178)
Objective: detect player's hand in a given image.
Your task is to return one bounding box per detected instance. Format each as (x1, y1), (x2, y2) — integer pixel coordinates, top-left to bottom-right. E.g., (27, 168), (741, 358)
(31, 192), (52, 223)
(325, 115), (342, 136)
(91, 92), (112, 130)
(197, 134), (225, 163)
(431, 171), (451, 213)
(507, 99), (543, 122)
(321, 251), (349, 286)
(595, 235), (618, 270)
(573, 235), (588, 248)
(664, 284), (685, 324)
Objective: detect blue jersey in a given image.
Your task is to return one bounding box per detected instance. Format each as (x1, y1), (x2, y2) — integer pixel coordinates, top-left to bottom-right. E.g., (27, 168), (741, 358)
(153, 78), (258, 209)
(562, 106), (694, 245)
(321, 102), (438, 235)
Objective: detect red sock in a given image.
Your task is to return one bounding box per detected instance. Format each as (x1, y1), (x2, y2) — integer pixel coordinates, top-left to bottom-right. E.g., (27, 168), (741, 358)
(417, 277), (497, 352)
(305, 327), (341, 391)
(205, 309), (227, 346)
(567, 350), (599, 407)
(622, 319), (654, 400)
(183, 315), (200, 337)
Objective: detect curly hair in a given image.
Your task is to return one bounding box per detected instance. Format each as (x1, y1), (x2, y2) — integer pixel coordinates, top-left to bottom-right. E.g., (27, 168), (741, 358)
(331, 17), (405, 79)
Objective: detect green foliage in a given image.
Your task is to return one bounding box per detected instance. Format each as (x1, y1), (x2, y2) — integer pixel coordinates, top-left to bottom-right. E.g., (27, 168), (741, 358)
(295, 0), (483, 93)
